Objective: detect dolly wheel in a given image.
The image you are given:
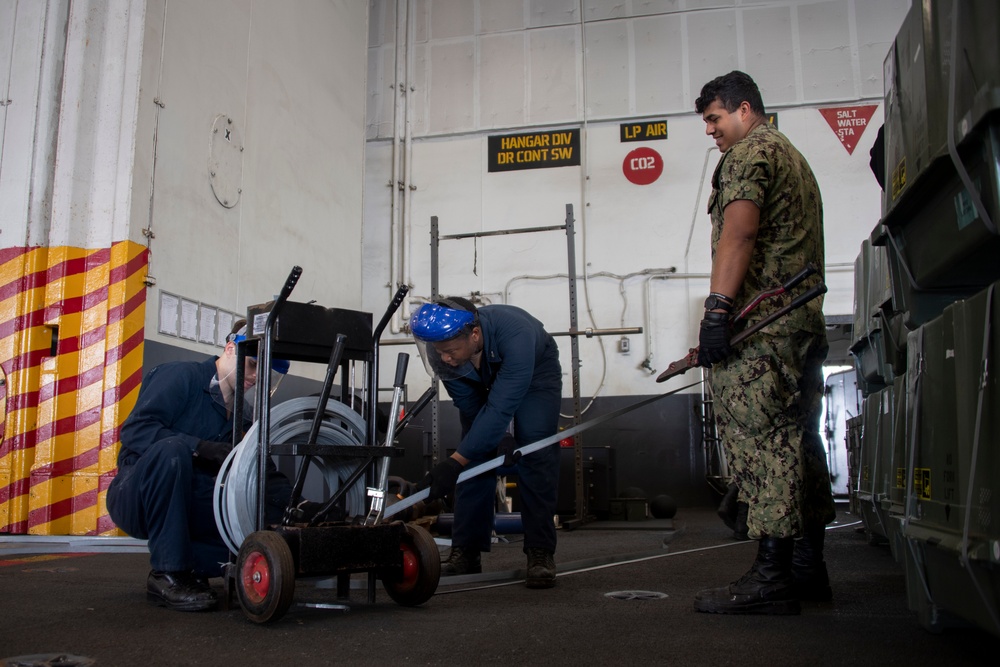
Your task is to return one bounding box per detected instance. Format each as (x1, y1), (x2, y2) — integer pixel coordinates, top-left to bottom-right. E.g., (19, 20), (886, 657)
(382, 524), (441, 606)
(236, 531), (296, 623)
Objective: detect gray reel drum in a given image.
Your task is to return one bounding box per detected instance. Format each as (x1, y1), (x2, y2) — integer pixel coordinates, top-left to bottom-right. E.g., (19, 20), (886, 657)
(214, 396), (369, 554)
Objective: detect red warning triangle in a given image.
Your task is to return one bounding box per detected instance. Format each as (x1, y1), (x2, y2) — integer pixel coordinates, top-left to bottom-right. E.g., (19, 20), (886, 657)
(818, 105), (878, 155)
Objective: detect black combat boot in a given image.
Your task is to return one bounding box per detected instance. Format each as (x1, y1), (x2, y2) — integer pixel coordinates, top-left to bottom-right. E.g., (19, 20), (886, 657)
(793, 525), (832, 601)
(525, 548), (556, 589)
(733, 501), (749, 540)
(694, 536), (800, 615)
(717, 483), (739, 529)
(146, 570), (218, 612)
(717, 485), (749, 540)
(441, 546), (481, 575)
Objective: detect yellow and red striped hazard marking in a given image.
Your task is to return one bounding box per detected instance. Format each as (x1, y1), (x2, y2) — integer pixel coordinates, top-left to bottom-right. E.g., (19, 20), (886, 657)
(0, 241), (148, 536)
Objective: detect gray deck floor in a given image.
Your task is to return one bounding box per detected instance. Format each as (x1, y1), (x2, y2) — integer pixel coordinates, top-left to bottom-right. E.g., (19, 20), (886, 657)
(0, 506), (995, 666)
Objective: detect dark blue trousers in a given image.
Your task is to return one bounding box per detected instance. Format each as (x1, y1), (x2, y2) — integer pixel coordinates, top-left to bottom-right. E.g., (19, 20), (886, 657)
(107, 437), (292, 577)
(452, 386), (561, 554)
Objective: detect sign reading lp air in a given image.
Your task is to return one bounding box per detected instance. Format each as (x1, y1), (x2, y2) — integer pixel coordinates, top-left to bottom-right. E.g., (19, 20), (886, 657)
(623, 147), (663, 185)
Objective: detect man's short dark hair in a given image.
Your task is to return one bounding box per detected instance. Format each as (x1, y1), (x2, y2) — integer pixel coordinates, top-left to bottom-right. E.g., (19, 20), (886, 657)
(225, 319), (247, 344)
(695, 71), (765, 116)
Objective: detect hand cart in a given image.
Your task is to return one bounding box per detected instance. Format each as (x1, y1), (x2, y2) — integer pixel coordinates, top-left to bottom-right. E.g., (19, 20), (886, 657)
(215, 267), (439, 623)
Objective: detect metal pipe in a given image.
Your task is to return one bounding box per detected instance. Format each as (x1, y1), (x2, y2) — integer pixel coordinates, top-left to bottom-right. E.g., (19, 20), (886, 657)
(388, 0), (405, 331)
(400, 0), (417, 327)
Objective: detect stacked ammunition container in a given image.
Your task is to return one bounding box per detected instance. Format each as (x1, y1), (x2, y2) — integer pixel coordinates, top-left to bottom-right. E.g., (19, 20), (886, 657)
(851, 0), (1000, 637)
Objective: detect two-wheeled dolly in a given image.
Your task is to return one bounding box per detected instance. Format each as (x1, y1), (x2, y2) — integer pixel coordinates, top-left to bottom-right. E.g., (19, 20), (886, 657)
(215, 267), (439, 623)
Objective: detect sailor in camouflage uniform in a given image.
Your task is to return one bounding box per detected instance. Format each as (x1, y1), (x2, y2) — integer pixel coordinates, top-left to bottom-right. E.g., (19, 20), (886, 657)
(690, 71), (836, 615)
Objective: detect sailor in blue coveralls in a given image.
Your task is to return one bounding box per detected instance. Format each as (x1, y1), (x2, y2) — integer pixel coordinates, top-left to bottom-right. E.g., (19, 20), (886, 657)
(410, 297), (562, 588)
(107, 321), (292, 611)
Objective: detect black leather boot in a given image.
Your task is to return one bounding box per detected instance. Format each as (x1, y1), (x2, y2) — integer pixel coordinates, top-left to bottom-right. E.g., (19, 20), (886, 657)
(733, 502), (749, 540)
(525, 548), (556, 589)
(441, 547), (481, 575)
(717, 484), (739, 530)
(718, 485), (749, 540)
(793, 525), (832, 601)
(694, 536), (800, 615)
(146, 570), (218, 612)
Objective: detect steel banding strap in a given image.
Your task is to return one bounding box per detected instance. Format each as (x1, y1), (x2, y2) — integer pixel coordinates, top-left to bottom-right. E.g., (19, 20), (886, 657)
(383, 380), (703, 520)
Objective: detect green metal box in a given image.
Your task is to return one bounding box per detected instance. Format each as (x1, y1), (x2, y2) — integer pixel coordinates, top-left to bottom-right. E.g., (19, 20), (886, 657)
(846, 415), (863, 518)
(883, 119), (1000, 293)
(883, 0), (1000, 218)
(883, 372), (909, 563)
(952, 284), (1000, 545)
(903, 306), (958, 533)
(856, 388), (893, 543)
(852, 239), (872, 346)
(901, 289), (1000, 637)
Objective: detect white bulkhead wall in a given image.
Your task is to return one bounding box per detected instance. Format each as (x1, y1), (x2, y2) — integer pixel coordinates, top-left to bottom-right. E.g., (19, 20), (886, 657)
(133, 0), (369, 355)
(1, 0), (368, 361)
(363, 0), (910, 398)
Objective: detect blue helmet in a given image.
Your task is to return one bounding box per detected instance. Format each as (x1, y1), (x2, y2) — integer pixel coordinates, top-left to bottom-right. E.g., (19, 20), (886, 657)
(229, 331), (290, 374)
(410, 302), (476, 342)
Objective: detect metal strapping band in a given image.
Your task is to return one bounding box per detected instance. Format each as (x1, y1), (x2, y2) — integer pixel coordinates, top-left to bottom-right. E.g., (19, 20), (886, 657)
(383, 380), (703, 520)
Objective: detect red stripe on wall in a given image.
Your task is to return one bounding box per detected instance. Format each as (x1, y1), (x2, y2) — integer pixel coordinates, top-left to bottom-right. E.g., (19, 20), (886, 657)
(0, 306), (47, 341)
(101, 363), (143, 411)
(28, 444), (99, 479)
(2, 519), (28, 534)
(3, 347), (50, 376)
(0, 246), (34, 265)
(0, 251), (102, 302)
(29, 405), (102, 454)
(36, 364), (105, 404)
(26, 487), (99, 529)
(109, 249), (149, 285)
(104, 323), (145, 369)
(96, 514), (118, 534)
(48, 249), (109, 282)
(0, 262), (47, 302)
(106, 285), (147, 331)
(5, 309), (146, 413)
(0, 476), (29, 506)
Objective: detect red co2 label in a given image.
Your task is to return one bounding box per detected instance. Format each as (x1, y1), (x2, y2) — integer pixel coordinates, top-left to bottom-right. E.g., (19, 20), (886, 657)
(622, 147), (663, 185)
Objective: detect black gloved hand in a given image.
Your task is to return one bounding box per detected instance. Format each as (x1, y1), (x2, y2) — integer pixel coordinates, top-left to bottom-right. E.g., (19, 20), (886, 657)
(697, 310), (732, 367)
(418, 457), (464, 500)
(498, 434), (521, 467)
(193, 439), (233, 472)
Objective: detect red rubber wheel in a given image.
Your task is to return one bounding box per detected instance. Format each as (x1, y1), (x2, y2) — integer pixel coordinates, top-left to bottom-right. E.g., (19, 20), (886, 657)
(381, 524), (440, 606)
(236, 530), (296, 623)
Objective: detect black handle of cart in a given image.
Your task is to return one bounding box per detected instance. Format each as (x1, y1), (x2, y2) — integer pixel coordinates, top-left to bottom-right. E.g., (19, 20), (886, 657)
(256, 266), (302, 531)
(367, 285), (410, 453)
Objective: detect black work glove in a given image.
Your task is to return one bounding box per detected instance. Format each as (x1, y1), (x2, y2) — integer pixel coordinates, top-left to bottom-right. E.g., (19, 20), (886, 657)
(418, 457), (464, 500)
(498, 434), (521, 467)
(193, 439), (233, 472)
(697, 310), (732, 367)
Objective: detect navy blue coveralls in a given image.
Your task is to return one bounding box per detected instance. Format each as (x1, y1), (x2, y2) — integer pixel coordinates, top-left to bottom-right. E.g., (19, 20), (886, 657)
(106, 357), (290, 577)
(443, 305), (562, 554)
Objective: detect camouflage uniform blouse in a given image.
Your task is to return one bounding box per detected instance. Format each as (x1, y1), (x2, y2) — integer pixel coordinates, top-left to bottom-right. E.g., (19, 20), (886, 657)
(708, 123), (825, 335)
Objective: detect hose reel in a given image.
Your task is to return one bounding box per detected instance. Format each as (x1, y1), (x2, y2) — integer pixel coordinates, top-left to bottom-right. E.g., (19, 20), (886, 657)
(214, 396), (369, 554)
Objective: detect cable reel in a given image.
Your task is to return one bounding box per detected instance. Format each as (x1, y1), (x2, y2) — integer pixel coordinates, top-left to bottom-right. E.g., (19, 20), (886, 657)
(214, 396), (369, 554)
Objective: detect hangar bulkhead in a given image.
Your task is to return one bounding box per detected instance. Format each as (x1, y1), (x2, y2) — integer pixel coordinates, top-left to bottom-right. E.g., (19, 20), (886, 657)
(0, 0), (998, 662)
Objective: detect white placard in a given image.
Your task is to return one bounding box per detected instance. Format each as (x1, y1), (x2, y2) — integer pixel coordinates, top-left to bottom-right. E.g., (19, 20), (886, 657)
(199, 305), (218, 344)
(217, 311), (235, 346)
(179, 299), (199, 340)
(158, 292), (180, 336)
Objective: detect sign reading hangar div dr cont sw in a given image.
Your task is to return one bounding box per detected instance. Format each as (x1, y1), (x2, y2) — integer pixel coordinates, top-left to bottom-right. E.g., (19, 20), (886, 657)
(488, 129), (581, 172)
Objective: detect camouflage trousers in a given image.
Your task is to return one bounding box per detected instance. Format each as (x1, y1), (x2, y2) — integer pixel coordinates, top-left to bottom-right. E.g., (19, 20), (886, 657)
(711, 328), (836, 539)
